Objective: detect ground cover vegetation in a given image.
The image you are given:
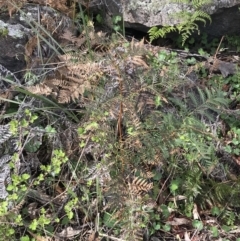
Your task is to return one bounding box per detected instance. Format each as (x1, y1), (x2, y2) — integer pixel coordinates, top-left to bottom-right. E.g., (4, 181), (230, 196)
(0, 0), (240, 240)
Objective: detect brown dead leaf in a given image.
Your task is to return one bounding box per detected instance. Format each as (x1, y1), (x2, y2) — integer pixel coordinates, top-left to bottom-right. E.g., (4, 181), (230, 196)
(25, 36), (38, 57)
(130, 56), (149, 68)
(54, 183), (64, 194)
(184, 231), (191, 241)
(28, 231), (53, 241)
(88, 231), (99, 241)
(161, 95), (169, 104)
(60, 29), (75, 42)
(0, 0), (26, 17)
(131, 37), (145, 51)
(166, 217), (191, 226)
(27, 202), (38, 219)
(57, 227), (81, 238)
(192, 203), (200, 220)
(159, 65), (168, 77)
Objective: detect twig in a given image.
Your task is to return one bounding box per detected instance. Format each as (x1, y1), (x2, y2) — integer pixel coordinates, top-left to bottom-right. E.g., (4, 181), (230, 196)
(99, 233), (127, 241)
(209, 35), (225, 76)
(67, 135), (90, 189)
(214, 35), (225, 60)
(156, 168), (173, 203)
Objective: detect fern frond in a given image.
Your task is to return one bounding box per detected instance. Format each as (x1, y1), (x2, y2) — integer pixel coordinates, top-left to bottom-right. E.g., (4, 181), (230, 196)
(174, 0), (211, 9)
(148, 26), (177, 42)
(191, 0), (211, 9)
(129, 176), (153, 195)
(191, 10), (212, 25)
(26, 84), (52, 96)
(51, 78), (69, 86)
(148, 1), (211, 45)
(185, 87), (228, 120)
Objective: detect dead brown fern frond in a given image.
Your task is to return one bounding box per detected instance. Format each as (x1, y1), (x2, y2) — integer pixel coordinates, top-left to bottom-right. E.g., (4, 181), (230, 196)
(130, 38), (145, 52)
(26, 83), (52, 96)
(0, 0), (73, 17)
(129, 176), (153, 195)
(0, 0), (26, 16)
(127, 55), (149, 69)
(57, 83), (87, 103)
(30, 0), (73, 16)
(61, 29), (87, 48)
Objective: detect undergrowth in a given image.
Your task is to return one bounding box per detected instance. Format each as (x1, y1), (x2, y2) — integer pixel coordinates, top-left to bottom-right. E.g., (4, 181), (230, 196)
(0, 1), (240, 241)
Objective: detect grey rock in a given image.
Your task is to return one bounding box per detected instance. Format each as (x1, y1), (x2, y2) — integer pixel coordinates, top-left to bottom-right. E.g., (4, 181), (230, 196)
(0, 3), (72, 81)
(89, 0), (240, 37)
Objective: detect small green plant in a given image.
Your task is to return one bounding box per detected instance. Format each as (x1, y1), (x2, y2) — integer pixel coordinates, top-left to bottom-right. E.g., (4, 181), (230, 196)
(112, 15), (125, 36)
(224, 127), (240, 155)
(226, 35), (240, 52)
(40, 149), (68, 177)
(192, 220), (203, 230)
(23, 71), (39, 86)
(64, 195), (78, 220)
(96, 13), (103, 24)
(148, 0), (211, 45)
(29, 208), (51, 231)
(0, 26), (8, 36)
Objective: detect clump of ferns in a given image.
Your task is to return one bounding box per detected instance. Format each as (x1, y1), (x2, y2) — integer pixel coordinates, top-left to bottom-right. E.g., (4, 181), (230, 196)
(82, 64), (234, 228)
(144, 87), (230, 179)
(148, 0), (211, 45)
(101, 174), (152, 240)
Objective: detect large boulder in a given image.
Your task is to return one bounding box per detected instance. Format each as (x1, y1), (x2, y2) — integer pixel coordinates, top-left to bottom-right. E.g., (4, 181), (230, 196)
(89, 0), (240, 37)
(0, 3), (72, 81)
(0, 16), (28, 79)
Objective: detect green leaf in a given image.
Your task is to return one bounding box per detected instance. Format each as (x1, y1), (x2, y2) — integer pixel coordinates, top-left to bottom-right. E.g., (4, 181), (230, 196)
(153, 172), (162, 181)
(224, 145), (232, 153)
(233, 149), (240, 155)
(103, 212), (117, 228)
(20, 236), (30, 241)
(160, 205), (170, 218)
(155, 95), (162, 108)
(158, 53), (166, 62)
(192, 220), (203, 230)
(45, 125), (56, 134)
(187, 57), (196, 65)
(77, 127), (85, 135)
(113, 15), (122, 24)
(61, 216), (70, 225)
(163, 224), (171, 232)
(29, 219), (38, 231)
(96, 14), (103, 23)
(188, 37), (195, 44)
(22, 173), (30, 180)
(154, 223), (161, 230)
(170, 179), (180, 194)
(6, 184), (14, 191)
(211, 206), (220, 216)
(113, 26), (121, 32)
(222, 225), (231, 232)
(210, 226), (219, 237)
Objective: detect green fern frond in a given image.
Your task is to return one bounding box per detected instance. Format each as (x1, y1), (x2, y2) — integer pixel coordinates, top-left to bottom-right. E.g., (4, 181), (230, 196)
(191, 10), (212, 25)
(148, 26), (177, 42)
(191, 0), (211, 9)
(148, 1), (211, 45)
(174, 0), (211, 9)
(185, 87), (228, 120)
